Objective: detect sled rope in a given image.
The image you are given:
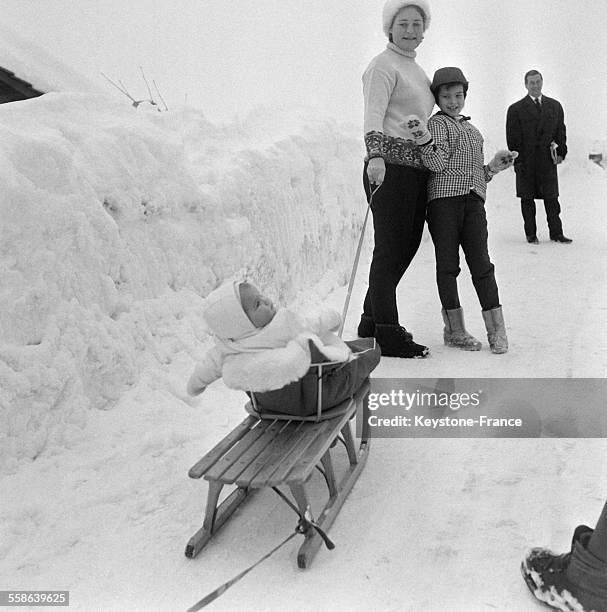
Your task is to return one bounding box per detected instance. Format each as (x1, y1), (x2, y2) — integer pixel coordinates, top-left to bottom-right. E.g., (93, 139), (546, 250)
(338, 184), (381, 338)
(185, 487), (334, 611)
(271, 486), (336, 549)
(185, 530), (299, 612)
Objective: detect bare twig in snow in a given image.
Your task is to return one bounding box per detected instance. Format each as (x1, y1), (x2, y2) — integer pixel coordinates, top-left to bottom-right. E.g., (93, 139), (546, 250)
(153, 80), (169, 111)
(139, 66), (156, 105)
(101, 72), (134, 100)
(118, 80), (139, 104)
(101, 70), (166, 111)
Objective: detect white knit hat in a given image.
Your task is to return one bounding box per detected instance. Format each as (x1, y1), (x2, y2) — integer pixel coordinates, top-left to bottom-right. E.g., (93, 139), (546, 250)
(203, 281), (257, 340)
(382, 0), (431, 37)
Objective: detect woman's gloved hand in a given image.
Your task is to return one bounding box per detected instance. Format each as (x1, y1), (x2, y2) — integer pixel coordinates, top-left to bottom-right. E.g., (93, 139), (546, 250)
(367, 157), (386, 186)
(402, 114), (433, 145)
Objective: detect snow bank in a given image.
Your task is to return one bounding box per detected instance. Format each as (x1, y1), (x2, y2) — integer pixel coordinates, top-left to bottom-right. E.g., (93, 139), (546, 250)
(0, 93), (365, 472)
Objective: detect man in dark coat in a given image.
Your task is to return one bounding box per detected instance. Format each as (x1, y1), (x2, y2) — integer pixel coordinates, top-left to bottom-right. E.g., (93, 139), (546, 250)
(506, 70), (572, 244)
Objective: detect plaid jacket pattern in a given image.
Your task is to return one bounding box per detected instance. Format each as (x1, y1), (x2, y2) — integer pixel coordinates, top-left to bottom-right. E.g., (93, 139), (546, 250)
(419, 113), (494, 202)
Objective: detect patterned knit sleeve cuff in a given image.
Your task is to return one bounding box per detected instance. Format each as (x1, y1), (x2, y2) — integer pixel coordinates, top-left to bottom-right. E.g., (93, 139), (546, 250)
(364, 131), (384, 159)
(483, 165), (496, 182)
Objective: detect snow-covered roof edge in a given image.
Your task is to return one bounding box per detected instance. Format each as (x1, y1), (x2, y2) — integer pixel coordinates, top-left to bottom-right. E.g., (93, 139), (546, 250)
(0, 23), (101, 94)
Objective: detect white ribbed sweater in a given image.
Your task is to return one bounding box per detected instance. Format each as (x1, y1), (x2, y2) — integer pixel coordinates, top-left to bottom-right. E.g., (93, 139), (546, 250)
(362, 43), (434, 166)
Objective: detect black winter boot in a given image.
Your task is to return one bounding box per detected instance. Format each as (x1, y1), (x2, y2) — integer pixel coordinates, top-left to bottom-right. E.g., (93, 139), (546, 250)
(374, 324), (429, 358)
(357, 314), (375, 338)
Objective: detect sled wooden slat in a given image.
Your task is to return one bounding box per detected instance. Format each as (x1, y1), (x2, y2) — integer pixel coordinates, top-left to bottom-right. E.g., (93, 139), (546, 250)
(281, 401), (355, 485)
(221, 419), (298, 485)
(233, 420), (308, 487)
(185, 381), (370, 568)
(249, 422), (324, 488)
(202, 419), (285, 482)
(188, 416), (258, 479)
(263, 413), (348, 486)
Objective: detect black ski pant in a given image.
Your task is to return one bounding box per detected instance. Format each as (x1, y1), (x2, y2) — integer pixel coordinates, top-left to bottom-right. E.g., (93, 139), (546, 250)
(361, 162), (428, 325)
(426, 192), (500, 312)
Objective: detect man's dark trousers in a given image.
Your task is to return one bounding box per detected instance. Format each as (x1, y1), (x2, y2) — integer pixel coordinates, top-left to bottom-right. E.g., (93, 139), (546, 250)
(521, 197), (564, 239)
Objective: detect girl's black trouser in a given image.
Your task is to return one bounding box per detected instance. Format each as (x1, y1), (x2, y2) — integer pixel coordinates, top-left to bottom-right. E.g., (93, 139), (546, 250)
(426, 192), (500, 311)
(362, 162), (429, 325)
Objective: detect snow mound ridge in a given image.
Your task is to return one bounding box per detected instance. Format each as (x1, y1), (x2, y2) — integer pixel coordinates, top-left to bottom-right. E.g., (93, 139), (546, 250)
(0, 93), (365, 472)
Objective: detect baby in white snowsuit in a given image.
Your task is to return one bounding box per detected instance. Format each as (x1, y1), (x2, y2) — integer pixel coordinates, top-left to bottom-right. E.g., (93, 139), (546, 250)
(187, 281), (380, 416)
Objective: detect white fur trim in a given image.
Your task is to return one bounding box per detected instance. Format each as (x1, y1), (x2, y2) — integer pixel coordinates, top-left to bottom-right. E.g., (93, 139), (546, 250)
(316, 343), (351, 363)
(221, 331), (351, 392)
(222, 339), (311, 392)
(382, 0), (431, 36)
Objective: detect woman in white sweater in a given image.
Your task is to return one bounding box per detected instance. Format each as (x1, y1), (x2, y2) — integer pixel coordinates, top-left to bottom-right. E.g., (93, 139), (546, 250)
(358, 0), (434, 358)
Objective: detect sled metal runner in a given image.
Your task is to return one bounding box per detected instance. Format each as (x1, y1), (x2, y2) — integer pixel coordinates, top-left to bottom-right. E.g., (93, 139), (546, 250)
(185, 382), (370, 568)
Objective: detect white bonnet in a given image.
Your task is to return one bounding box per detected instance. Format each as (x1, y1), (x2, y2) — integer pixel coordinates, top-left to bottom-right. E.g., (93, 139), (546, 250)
(203, 281), (257, 341)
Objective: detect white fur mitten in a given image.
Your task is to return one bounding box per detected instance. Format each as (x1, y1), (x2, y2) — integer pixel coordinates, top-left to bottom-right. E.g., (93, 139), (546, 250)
(317, 309), (342, 333)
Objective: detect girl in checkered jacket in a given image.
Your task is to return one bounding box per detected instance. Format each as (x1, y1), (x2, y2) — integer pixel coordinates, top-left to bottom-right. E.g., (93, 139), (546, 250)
(404, 67), (517, 355)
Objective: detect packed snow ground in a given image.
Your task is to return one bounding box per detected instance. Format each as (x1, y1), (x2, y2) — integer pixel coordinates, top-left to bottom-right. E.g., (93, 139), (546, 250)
(1, 93), (606, 612)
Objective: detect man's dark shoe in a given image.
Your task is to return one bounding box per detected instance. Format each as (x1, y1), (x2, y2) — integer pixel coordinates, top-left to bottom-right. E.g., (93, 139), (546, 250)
(526, 235), (539, 244)
(357, 314), (375, 338)
(374, 324), (429, 358)
(551, 234), (573, 243)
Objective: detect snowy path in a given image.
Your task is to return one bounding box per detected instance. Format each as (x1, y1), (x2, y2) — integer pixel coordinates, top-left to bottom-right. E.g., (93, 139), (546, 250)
(1, 160), (606, 612)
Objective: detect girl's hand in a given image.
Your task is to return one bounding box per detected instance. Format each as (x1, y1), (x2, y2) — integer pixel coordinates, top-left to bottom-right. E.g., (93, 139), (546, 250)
(489, 149), (518, 173)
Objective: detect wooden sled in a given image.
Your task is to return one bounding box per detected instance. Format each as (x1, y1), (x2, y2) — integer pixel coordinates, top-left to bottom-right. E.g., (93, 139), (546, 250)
(185, 381), (370, 568)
